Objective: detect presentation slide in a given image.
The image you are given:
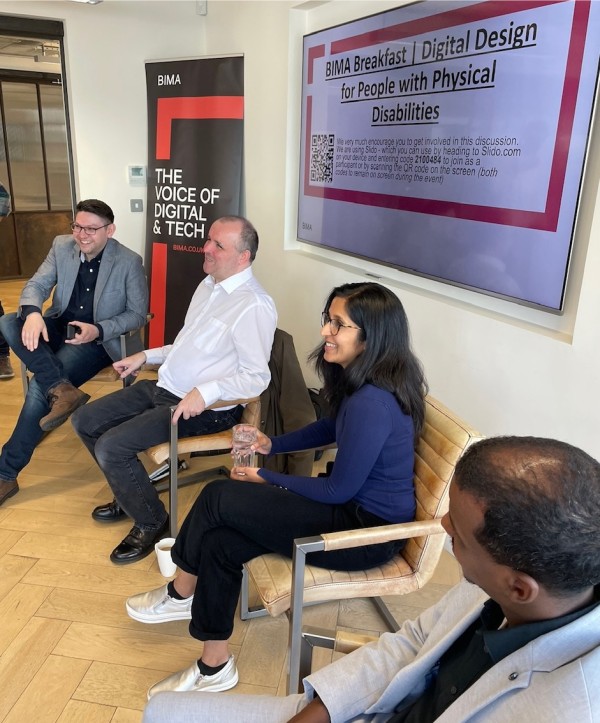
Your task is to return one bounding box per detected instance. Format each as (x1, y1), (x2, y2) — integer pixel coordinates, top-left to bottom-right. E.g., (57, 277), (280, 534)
(298, 0), (600, 311)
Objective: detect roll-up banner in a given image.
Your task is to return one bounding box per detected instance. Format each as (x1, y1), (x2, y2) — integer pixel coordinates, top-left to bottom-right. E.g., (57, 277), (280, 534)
(145, 56), (244, 346)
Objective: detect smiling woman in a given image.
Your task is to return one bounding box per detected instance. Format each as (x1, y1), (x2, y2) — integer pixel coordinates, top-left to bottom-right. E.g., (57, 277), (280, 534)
(320, 297), (364, 369)
(126, 280), (429, 701)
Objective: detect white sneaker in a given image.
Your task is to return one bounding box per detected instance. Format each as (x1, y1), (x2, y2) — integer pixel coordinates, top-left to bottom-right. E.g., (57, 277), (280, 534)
(126, 584), (193, 623)
(147, 656), (239, 699)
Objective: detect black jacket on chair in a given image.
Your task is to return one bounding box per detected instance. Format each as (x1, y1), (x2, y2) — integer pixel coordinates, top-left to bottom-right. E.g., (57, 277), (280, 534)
(259, 328), (316, 477)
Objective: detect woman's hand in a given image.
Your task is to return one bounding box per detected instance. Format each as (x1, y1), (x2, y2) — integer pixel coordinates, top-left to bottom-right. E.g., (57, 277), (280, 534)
(230, 428), (273, 461)
(230, 466), (266, 483)
(250, 429), (273, 455)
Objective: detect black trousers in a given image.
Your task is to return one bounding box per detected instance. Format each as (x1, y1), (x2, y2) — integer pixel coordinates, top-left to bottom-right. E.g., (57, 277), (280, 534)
(171, 479), (403, 641)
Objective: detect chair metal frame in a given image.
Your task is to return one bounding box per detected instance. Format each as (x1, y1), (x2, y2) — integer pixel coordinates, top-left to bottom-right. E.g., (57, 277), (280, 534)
(239, 395), (483, 694)
(145, 398), (261, 537)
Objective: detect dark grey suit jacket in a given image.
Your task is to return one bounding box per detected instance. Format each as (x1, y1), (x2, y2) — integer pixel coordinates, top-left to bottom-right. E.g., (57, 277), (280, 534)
(19, 235), (149, 361)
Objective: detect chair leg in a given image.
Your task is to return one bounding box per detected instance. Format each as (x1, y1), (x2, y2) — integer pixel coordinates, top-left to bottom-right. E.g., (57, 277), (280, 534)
(239, 566), (269, 621)
(371, 596), (400, 632)
(20, 360), (29, 397)
(286, 536), (325, 695)
(168, 408), (179, 538)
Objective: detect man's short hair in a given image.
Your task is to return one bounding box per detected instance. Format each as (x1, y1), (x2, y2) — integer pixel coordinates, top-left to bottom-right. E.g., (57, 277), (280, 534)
(76, 199), (114, 224)
(455, 436), (600, 596)
(220, 215), (259, 262)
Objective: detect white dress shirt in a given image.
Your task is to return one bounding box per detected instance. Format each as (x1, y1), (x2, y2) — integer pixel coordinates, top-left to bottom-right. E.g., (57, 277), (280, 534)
(145, 266), (277, 406)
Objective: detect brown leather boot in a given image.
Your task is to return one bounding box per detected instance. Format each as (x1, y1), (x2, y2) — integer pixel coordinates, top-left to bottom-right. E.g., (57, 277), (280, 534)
(39, 382), (90, 432)
(0, 355), (14, 379)
(0, 479), (18, 506)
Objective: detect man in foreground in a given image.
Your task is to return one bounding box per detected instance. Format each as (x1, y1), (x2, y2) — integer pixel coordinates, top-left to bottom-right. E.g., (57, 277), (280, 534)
(72, 216), (277, 565)
(143, 435), (600, 722)
(0, 199), (148, 506)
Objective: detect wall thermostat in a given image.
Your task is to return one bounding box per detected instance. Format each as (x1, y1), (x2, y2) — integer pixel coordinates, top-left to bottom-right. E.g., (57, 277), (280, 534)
(128, 165), (147, 186)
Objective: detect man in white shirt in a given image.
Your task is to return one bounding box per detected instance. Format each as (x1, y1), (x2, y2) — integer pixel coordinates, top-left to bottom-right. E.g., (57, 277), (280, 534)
(72, 216), (277, 564)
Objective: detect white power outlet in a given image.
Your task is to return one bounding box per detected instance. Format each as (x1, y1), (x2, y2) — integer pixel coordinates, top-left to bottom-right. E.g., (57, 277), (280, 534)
(196, 1), (207, 15)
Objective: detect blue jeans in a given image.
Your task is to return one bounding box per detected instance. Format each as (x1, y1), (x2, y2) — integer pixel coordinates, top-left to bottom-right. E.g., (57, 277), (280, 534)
(0, 312), (111, 481)
(71, 380), (243, 530)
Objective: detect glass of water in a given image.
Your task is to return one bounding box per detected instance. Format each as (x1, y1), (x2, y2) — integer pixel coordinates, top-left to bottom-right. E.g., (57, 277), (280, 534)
(232, 424), (258, 467)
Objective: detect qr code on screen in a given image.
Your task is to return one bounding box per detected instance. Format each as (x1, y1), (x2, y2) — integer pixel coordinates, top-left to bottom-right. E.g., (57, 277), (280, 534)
(310, 134), (335, 183)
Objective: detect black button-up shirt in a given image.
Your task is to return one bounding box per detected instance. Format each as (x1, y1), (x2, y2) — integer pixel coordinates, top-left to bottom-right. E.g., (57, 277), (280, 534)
(63, 250), (104, 329)
(23, 249), (105, 340)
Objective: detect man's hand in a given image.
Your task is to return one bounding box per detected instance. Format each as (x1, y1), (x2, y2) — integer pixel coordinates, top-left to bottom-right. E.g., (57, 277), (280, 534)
(172, 388), (206, 424)
(113, 351), (147, 379)
(64, 321), (100, 345)
(287, 699), (331, 723)
(21, 312), (48, 351)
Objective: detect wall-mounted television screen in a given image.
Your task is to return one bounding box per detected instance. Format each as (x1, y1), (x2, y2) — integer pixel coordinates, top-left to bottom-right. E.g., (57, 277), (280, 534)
(297, 0), (600, 312)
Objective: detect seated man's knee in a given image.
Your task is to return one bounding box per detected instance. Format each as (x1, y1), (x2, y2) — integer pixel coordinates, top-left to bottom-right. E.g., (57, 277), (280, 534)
(71, 404), (90, 436)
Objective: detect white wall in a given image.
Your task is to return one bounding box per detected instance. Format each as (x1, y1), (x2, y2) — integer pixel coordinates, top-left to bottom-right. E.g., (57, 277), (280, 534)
(202, 0), (600, 459)
(2, 1), (599, 458)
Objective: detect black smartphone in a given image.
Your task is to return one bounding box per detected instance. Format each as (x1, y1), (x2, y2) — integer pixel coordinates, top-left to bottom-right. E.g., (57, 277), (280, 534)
(66, 324), (81, 340)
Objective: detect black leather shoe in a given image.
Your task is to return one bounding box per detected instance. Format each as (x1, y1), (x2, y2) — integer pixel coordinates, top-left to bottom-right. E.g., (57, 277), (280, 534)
(92, 499), (127, 522)
(110, 516), (169, 565)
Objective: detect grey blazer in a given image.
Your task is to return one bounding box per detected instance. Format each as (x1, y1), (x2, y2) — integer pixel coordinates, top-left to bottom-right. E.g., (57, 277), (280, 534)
(305, 580), (600, 722)
(19, 235), (149, 361)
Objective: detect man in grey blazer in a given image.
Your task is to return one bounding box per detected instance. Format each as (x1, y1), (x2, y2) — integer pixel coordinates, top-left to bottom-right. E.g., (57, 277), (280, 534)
(143, 436), (600, 722)
(0, 199), (148, 506)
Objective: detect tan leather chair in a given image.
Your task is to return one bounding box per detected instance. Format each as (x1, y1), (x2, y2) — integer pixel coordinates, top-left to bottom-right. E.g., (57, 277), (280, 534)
(239, 395), (483, 693)
(145, 398), (261, 537)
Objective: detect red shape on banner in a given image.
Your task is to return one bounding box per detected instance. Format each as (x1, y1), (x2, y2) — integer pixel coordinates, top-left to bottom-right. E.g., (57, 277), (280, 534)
(156, 96), (244, 160)
(149, 242), (167, 348)
(307, 45), (325, 85)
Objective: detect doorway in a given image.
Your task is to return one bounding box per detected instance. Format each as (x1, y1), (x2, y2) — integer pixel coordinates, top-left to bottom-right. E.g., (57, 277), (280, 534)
(0, 17), (74, 279)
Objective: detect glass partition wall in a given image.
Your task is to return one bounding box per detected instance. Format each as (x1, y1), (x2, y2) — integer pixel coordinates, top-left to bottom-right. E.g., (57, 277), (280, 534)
(0, 19), (74, 278)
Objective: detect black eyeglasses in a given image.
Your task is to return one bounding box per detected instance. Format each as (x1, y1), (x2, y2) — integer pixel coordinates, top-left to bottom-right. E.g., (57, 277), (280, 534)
(71, 222), (110, 236)
(321, 311), (361, 336)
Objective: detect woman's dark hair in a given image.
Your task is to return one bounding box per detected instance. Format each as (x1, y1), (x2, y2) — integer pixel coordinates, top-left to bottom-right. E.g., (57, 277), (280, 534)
(309, 282), (427, 437)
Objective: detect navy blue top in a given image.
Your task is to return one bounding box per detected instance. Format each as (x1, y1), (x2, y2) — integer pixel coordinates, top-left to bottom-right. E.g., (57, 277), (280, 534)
(259, 384), (416, 523)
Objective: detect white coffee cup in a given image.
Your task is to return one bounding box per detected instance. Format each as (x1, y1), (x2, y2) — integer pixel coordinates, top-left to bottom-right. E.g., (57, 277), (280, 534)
(155, 537), (177, 577)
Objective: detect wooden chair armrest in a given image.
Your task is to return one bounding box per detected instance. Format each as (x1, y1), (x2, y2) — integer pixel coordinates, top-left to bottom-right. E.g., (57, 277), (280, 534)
(145, 398), (260, 465)
(206, 396), (260, 410)
(141, 362), (161, 372)
(320, 518), (446, 552)
(299, 626), (378, 677)
(334, 630), (378, 654)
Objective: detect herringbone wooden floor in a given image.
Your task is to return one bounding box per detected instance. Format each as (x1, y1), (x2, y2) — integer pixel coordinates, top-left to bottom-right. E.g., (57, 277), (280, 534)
(0, 278), (461, 722)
